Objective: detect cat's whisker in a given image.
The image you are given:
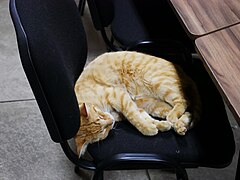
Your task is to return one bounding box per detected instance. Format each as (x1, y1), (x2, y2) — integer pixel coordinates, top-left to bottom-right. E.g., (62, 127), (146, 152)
(111, 125), (121, 137)
(112, 123), (120, 130)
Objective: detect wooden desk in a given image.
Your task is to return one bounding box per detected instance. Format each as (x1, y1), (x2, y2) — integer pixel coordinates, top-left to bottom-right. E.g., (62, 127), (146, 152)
(195, 24), (240, 125)
(169, 0), (240, 39)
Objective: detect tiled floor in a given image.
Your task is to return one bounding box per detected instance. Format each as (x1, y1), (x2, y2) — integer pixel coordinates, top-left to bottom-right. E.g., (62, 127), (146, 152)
(0, 0), (240, 179)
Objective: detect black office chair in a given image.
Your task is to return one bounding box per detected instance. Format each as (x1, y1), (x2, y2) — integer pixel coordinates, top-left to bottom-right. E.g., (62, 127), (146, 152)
(85, 0), (195, 52)
(10, 0), (235, 180)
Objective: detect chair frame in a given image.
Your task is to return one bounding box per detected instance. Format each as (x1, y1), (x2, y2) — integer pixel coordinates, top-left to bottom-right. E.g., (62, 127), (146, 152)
(78, 0), (86, 16)
(9, 0), (234, 180)
(83, 0), (197, 53)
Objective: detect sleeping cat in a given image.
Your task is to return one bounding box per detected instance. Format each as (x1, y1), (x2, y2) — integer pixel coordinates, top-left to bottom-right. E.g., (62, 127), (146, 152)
(74, 51), (201, 157)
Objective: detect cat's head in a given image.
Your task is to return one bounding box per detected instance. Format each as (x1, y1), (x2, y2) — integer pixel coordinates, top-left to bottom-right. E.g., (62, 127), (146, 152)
(75, 103), (115, 157)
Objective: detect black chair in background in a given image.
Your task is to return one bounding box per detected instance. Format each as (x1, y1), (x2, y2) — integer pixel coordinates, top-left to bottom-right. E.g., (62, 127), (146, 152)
(85, 0), (148, 51)
(10, 0), (235, 180)
(85, 0), (195, 52)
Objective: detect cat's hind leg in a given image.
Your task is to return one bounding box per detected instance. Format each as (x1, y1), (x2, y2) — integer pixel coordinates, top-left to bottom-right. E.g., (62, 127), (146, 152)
(107, 88), (171, 136)
(163, 95), (191, 135)
(164, 98), (191, 135)
(135, 97), (172, 119)
(135, 94), (191, 135)
(139, 109), (172, 132)
(174, 112), (192, 135)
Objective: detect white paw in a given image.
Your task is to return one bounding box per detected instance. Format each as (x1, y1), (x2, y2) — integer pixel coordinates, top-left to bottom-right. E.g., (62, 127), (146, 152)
(139, 123), (158, 136)
(155, 120), (172, 132)
(174, 120), (188, 135)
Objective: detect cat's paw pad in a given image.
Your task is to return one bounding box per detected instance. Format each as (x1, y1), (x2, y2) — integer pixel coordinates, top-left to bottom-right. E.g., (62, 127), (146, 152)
(176, 127), (187, 136)
(154, 121), (172, 132)
(174, 120), (187, 135)
(176, 127), (187, 135)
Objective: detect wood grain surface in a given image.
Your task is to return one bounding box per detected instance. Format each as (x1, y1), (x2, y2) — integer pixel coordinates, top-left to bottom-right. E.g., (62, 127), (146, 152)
(195, 24), (240, 124)
(169, 0), (240, 39)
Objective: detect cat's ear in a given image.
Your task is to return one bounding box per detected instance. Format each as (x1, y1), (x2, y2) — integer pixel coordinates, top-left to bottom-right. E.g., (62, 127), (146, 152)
(75, 137), (88, 158)
(80, 103), (89, 117)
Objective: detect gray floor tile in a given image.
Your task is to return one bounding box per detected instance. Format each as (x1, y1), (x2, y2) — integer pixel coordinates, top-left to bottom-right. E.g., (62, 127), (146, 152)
(186, 167), (236, 180)
(0, 0), (34, 101)
(0, 101), (147, 180)
(148, 165), (238, 180)
(147, 169), (176, 180)
(104, 170), (149, 180)
(0, 101), (82, 180)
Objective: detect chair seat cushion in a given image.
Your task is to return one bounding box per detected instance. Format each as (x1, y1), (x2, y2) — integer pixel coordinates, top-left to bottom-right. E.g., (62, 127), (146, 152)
(87, 61), (235, 169)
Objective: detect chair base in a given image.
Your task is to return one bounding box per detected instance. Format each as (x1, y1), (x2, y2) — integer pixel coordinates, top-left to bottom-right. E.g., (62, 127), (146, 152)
(92, 171), (104, 180)
(74, 166), (188, 180)
(75, 166), (104, 180)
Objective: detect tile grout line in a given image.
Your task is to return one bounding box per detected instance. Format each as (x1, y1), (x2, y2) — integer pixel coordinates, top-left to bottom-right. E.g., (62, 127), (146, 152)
(146, 169), (151, 180)
(0, 98), (35, 103)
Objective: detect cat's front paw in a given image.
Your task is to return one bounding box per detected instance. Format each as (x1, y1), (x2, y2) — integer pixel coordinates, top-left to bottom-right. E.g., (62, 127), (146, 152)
(154, 120), (172, 132)
(173, 112), (191, 135)
(175, 126), (187, 135)
(173, 119), (188, 135)
(173, 118), (187, 135)
(138, 123), (158, 136)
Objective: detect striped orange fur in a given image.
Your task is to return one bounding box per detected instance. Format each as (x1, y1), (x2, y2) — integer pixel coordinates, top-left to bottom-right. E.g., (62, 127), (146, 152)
(74, 51), (201, 157)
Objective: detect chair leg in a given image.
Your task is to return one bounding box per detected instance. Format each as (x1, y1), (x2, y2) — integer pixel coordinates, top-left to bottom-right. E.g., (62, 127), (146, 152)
(92, 170), (104, 180)
(78, 0), (86, 16)
(235, 150), (240, 180)
(176, 169), (188, 180)
(74, 166), (81, 176)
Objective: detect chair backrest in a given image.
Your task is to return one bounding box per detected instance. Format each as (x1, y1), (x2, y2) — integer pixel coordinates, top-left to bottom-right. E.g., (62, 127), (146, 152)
(10, 0), (87, 142)
(87, 0), (114, 30)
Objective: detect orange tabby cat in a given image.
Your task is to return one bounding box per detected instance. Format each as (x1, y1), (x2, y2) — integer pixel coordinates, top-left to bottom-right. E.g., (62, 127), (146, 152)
(74, 51), (201, 157)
